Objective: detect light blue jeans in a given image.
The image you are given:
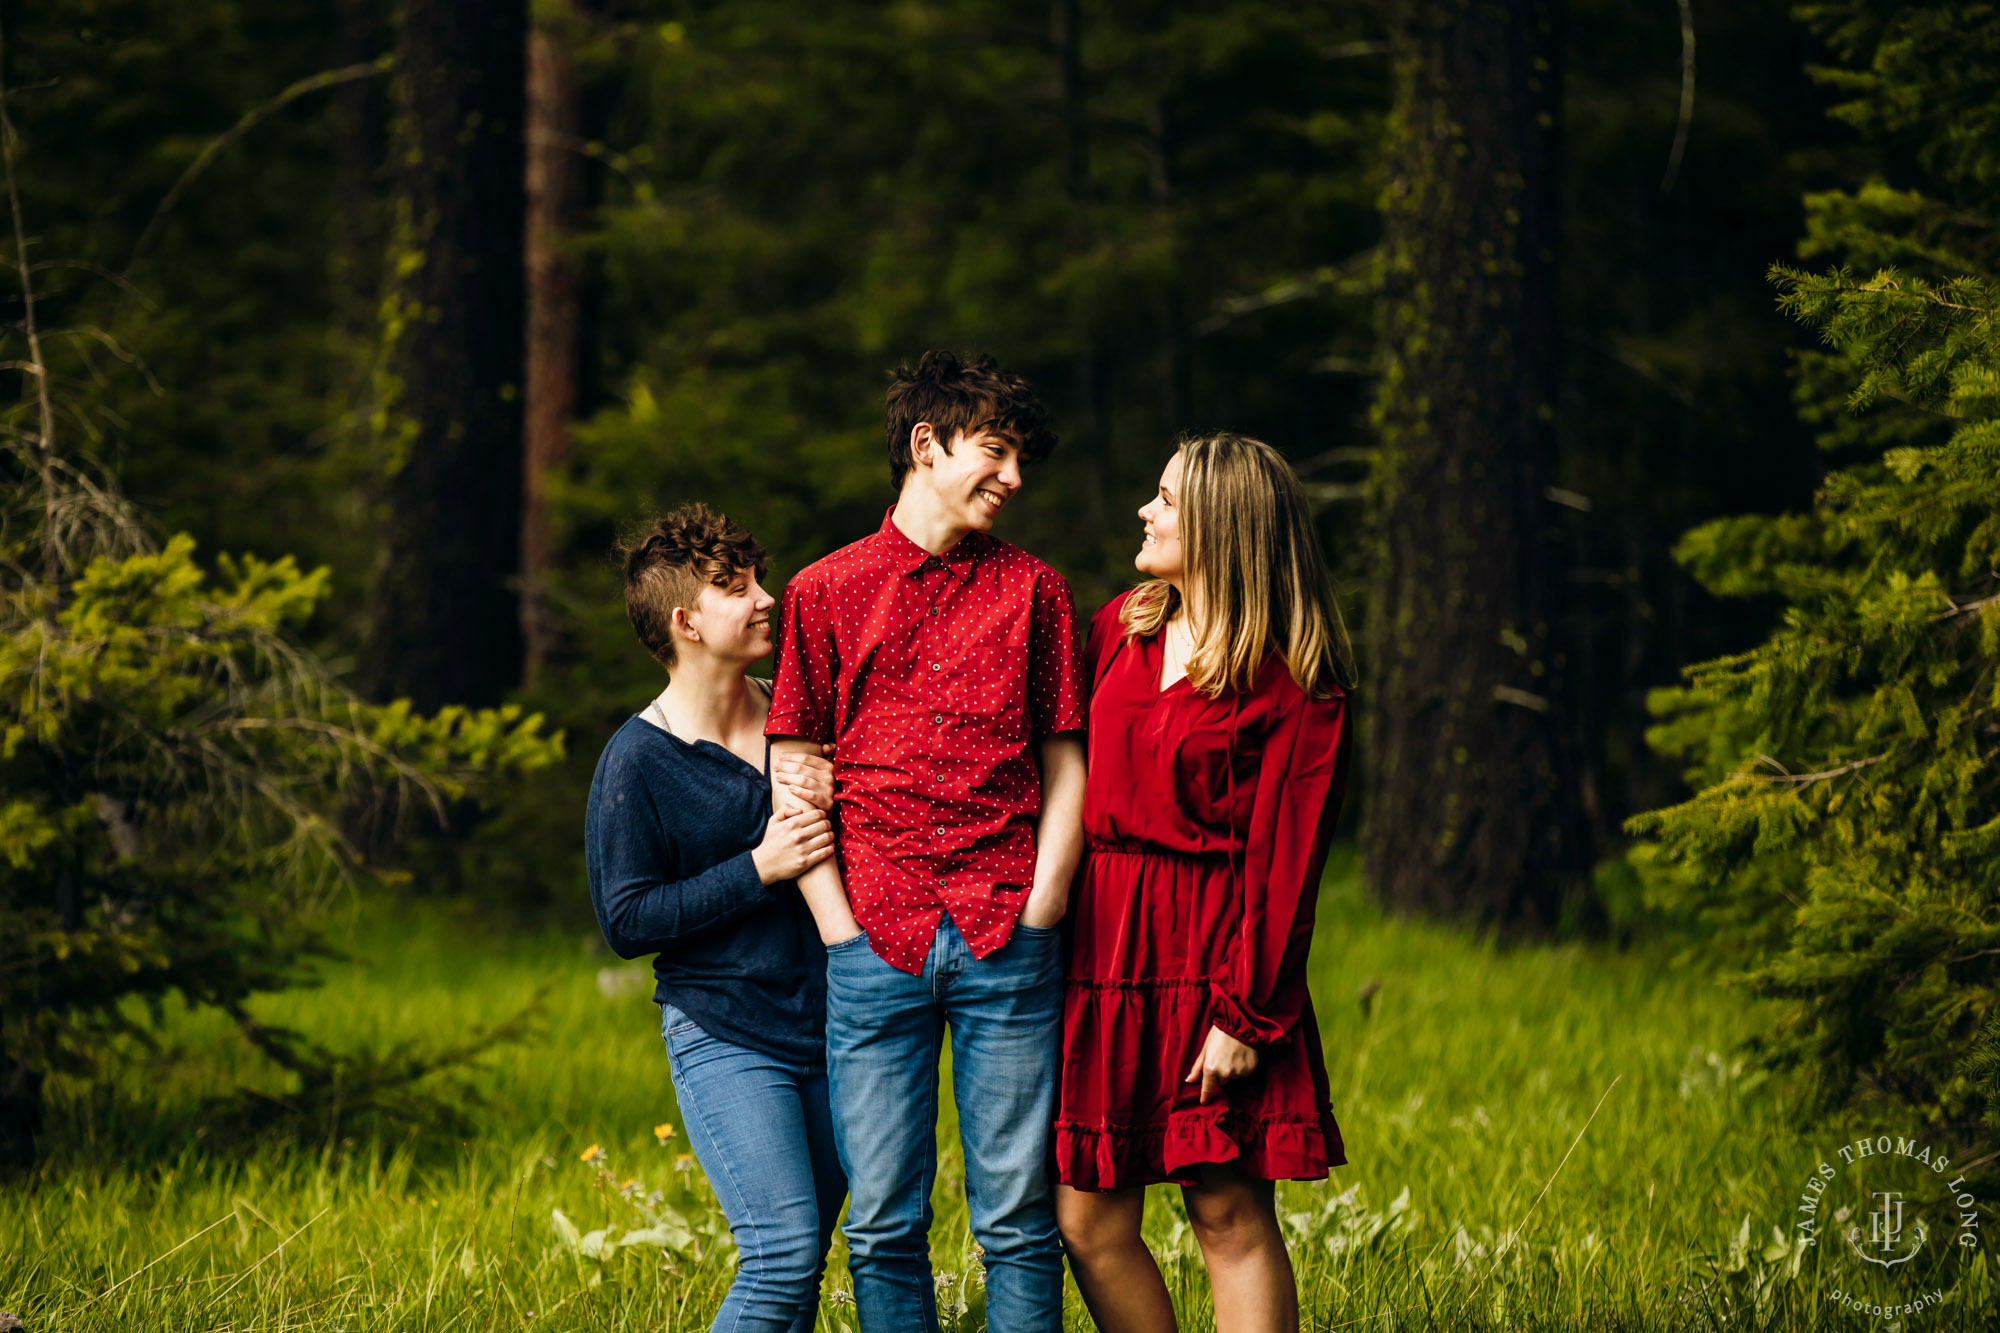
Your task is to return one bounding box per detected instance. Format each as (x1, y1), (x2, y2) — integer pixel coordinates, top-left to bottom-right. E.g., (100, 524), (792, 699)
(662, 1004), (847, 1333)
(823, 917), (1065, 1333)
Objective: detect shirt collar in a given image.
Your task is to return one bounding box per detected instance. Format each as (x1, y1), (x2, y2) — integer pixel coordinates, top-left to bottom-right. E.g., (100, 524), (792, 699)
(877, 505), (985, 582)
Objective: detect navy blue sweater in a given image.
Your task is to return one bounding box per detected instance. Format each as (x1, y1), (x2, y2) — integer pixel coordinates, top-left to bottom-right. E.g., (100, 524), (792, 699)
(585, 712), (826, 1066)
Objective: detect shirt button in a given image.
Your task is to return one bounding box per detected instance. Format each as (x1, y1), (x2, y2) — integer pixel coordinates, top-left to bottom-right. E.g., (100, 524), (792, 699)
(930, 662), (941, 672)
(933, 714), (944, 724)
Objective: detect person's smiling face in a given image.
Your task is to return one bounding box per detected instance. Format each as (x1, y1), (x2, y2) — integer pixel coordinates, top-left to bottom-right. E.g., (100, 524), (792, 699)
(1135, 451), (1184, 583)
(922, 423), (1025, 534)
(682, 567), (775, 665)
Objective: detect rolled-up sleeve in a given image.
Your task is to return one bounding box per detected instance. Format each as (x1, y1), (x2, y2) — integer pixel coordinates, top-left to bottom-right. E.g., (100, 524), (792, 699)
(766, 573), (837, 743)
(1028, 571), (1087, 737)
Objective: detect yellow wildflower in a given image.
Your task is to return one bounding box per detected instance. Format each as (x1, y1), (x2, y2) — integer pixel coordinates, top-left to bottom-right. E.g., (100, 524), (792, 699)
(580, 1143), (603, 1163)
(653, 1122), (676, 1142)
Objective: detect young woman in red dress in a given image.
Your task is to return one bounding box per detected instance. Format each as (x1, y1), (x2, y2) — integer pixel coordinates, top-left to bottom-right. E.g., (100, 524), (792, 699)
(1054, 433), (1356, 1333)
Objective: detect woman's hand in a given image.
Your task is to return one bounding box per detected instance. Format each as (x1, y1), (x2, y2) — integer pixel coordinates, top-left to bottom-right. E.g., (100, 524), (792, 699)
(773, 748), (836, 814)
(1184, 1025), (1259, 1105)
(751, 806), (836, 885)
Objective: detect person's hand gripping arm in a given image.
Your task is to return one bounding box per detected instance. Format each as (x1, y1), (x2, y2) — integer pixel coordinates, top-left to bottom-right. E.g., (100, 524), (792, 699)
(769, 738), (862, 944)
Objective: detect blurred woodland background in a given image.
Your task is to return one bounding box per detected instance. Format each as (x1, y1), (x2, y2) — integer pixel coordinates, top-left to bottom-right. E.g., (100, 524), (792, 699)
(5, 0), (2000, 1286)
(6, 0), (1838, 903)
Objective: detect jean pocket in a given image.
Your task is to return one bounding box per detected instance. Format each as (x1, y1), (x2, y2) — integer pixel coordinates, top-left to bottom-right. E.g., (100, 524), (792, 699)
(660, 1003), (701, 1039)
(1012, 921), (1060, 939)
(824, 930), (871, 956)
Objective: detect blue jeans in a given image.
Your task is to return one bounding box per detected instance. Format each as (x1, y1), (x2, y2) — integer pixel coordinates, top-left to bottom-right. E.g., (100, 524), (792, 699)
(662, 1004), (848, 1333)
(824, 917), (1065, 1333)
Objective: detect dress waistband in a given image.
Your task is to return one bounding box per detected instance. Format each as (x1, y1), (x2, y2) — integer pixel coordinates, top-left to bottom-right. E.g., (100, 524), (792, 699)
(1085, 841), (1229, 862)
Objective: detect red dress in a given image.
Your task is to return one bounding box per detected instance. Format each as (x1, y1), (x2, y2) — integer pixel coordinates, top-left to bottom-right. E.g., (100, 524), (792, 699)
(1055, 593), (1350, 1190)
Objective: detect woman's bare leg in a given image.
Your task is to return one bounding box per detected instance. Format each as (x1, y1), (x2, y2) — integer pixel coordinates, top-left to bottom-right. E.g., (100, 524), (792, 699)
(1182, 1165), (1297, 1333)
(1056, 1182), (1179, 1333)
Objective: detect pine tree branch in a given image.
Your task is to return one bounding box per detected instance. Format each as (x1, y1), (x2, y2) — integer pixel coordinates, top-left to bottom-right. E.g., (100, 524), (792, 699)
(1659, 0), (1695, 195)
(124, 57), (395, 277)
(1939, 591), (2000, 620)
(1748, 751), (1891, 787)
(0, 22), (59, 586)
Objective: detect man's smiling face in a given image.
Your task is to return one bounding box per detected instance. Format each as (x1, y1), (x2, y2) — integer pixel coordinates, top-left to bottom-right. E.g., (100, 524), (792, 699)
(923, 422), (1025, 534)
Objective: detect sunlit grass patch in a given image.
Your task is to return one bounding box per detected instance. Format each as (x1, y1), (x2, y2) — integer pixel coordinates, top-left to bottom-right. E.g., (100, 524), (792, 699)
(2, 862), (1992, 1330)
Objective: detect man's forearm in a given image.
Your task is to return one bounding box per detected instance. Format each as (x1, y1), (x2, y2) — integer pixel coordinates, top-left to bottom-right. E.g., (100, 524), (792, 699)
(1022, 733), (1086, 927)
(795, 857), (859, 942)
(770, 736), (861, 942)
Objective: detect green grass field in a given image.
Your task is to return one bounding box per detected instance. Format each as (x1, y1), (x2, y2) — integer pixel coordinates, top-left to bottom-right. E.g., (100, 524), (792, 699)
(3, 854), (1992, 1331)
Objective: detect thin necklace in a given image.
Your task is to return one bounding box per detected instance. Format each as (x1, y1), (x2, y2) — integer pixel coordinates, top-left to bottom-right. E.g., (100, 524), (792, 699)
(644, 687), (675, 735)
(645, 680), (769, 752)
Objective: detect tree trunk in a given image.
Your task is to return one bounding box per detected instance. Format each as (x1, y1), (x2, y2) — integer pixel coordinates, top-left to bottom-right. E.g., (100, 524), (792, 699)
(1363, 0), (1589, 930)
(0, 1054), (40, 1170)
(1147, 98), (1184, 437)
(330, 0), (378, 337)
(522, 5), (583, 687)
(368, 0), (528, 709)
(1051, 0), (1112, 536)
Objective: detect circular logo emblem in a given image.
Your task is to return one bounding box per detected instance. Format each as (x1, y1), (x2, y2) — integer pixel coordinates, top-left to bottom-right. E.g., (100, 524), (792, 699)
(1793, 1133), (1983, 1327)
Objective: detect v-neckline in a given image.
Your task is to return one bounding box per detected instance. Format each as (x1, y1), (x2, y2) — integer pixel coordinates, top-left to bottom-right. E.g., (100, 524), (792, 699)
(641, 717), (770, 782)
(1148, 631), (1192, 697)
(639, 678), (773, 779)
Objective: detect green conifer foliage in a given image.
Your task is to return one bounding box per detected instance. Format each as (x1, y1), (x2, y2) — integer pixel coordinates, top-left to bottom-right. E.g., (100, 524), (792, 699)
(1628, 2), (2000, 1143)
(1628, 266), (2000, 1137)
(0, 73), (563, 1163)
(0, 522), (564, 1155)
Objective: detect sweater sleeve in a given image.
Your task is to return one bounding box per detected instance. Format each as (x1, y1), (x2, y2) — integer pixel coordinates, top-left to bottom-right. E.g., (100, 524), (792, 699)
(588, 750), (775, 960)
(1207, 687), (1349, 1047)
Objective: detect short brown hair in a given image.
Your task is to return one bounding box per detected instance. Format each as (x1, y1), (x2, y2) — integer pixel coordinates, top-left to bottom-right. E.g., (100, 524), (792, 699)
(620, 504), (768, 669)
(884, 350), (1056, 490)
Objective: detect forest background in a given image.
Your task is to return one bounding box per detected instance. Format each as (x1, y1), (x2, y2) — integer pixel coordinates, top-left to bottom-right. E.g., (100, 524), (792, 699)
(4, 0), (2000, 1329)
(8, 0), (1832, 910)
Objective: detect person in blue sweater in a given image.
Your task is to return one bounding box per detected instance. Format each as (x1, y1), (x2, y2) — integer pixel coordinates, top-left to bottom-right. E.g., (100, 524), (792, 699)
(586, 503), (844, 1333)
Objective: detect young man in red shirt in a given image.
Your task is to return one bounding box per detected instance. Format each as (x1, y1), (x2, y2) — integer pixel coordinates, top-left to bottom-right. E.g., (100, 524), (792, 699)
(767, 351), (1087, 1333)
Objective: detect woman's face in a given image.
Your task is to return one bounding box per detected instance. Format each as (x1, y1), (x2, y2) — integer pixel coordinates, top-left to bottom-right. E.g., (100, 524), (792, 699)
(681, 568), (776, 665)
(1135, 451), (1184, 585)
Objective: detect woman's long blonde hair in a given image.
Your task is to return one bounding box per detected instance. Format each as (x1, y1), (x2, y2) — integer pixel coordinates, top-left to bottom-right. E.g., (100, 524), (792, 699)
(1121, 432), (1357, 700)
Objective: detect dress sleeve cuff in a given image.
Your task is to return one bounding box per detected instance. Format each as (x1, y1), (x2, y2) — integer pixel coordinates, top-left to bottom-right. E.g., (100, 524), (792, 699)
(1207, 982), (1278, 1047)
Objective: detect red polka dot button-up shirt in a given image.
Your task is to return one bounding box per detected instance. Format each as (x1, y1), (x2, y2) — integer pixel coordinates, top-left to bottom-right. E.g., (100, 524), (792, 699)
(766, 507), (1088, 975)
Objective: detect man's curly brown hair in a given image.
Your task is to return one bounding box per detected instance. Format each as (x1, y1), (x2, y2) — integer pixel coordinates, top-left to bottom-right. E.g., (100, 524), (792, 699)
(619, 504), (768, 670)
(884, 350), (1056, 490)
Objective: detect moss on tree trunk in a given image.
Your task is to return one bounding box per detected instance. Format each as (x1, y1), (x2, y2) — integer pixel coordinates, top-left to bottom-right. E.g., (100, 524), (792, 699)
(367, 0), (527, 709)
(1364, 0), (1589, 929)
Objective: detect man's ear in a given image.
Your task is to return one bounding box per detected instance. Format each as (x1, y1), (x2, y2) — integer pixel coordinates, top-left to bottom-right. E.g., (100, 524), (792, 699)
(909, 421), (938, 469)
